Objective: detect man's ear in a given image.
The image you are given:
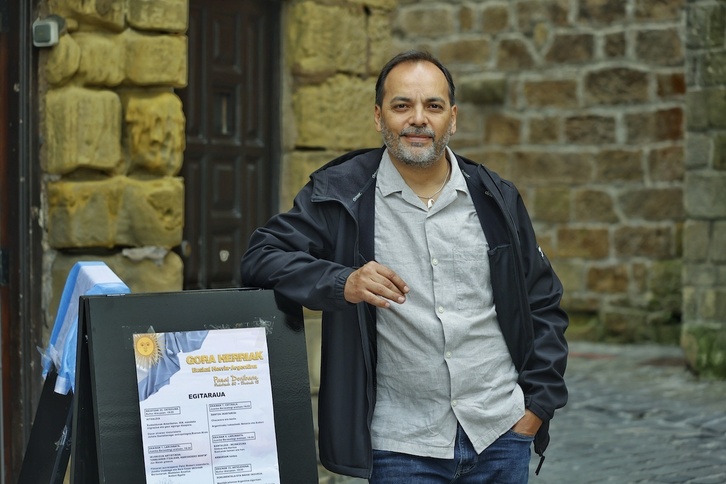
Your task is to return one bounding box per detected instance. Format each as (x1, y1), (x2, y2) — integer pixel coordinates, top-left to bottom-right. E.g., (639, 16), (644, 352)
(374, 105), (382, 133)
(450, 104), (458, 136)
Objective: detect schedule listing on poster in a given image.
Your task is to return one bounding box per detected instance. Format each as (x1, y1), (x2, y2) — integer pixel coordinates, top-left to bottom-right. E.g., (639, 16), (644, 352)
(133, 327), (280, 484)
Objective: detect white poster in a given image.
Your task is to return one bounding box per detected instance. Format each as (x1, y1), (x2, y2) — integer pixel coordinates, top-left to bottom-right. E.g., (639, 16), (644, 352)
(134, 327), (280, 484)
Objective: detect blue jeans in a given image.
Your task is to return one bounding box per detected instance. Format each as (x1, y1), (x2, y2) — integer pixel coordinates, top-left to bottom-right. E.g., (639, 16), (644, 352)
(370, 425), (533, 483)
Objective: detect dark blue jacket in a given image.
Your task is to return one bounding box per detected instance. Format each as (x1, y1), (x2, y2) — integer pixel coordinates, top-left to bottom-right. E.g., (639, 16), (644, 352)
(241, 147), (568, 479)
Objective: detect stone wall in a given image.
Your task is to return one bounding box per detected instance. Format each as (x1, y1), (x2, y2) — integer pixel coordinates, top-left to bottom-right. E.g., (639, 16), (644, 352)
(41, 0), (188, 328)
(682, 0), (726, 378)
(377, 0), (686, 344)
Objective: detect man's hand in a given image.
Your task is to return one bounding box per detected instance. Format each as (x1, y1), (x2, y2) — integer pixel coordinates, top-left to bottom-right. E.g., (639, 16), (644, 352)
(344, 261), (409, 308)
(511, 409), (543, 437)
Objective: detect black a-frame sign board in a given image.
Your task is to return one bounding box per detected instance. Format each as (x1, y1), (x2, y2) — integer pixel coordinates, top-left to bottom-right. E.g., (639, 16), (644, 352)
(70, 288), (319, 483)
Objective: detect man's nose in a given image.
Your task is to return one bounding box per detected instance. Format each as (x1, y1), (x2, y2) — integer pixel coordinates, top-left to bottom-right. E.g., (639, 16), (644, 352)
(409, 105), (427, 126)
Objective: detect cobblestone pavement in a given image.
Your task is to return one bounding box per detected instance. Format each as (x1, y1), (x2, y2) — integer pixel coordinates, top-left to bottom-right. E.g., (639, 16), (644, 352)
(320, 341), (726, 483)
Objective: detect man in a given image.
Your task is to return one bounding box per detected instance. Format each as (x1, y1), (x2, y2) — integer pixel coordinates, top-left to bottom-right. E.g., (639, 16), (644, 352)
(241, 51), (568, 483)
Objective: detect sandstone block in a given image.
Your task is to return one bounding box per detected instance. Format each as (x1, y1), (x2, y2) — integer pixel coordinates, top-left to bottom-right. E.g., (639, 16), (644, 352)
(683, 263), (717, 286)
(584, 68), (649, 105)
(524, 80), (578, 108)
(45, 87), (122, 175)
(686, 2), (726, 49)
(685, 90), (709, 131)
(293, 75), (380, 150)
(626, 108), (683, 144)
(587, 264), (629, 293)
(288, 2), (367, 78)
(711, 222), (726, 263)
(122, 177), (184, 247)
(602, 309), (647, 343)
(368, 11), (394, 75)
(46, 34), (81, 85)
(545, 34), (593, 64)
(636, 28), (683, 66)
(484, 113), (521, 145)
(574, 189), (618, 223)
(123, 30), (187, 87)
(516, 1), (569, 32)
(74, 32), (125, 86)
(635, 0), (682, 21)
(557, 228), (610, 259)
(460, 5), (476, 32)
(497, 38), (535, 70)
(284, 151), (344, 209)
(685, 133), (712, 169)
(649, 146), (684, 182)
(533, 187), (570, 222)
(512, 151), (593, 185)
(528, 117), (559, 144)
(618, 187), (685, 221)
(565, 115), (616, 144)
(714, 134), (726, 170)
(552, 260), (585, 295)
(604, 32), (626, 58)
(657, 72), (686, 99)
(685, 171), (726, 218)
(127, 0), (188, 33)
(579, 0), (627, 24)
(395, 5), (456, 37)
(595, 150), (644, 182)
(702, 51), (726, 87)
(482, 5), (509, 33)
(683, 220), (711, 262)
(458, 75), (507, 105)
(614, 225), (674, 258)
(649, 259), (683, 299)
(681, 323), (726, 379)
(122, 92), (185, 175)
(50, 0), (125, 30)
(440, 38), (490, 65)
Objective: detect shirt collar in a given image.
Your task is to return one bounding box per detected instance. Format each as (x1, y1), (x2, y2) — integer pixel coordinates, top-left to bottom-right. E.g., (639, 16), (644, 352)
(377, 147), (467, 197)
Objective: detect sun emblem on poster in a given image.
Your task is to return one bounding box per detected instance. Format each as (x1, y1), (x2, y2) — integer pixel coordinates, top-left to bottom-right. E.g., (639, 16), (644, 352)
(134, 333), (164, 370)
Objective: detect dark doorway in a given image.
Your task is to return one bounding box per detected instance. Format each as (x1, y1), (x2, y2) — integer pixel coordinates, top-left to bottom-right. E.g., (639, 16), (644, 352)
(177, 0), (281, 290)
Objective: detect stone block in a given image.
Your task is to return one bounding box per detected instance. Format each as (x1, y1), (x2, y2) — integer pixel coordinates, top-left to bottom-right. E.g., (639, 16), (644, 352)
(347, 0), (398, 9)
(122, 30), (187, 87)
(626, 108), (684, 144)
(497, 38), (535, 71)
(127, 0), (188, 33)
(516, 0), (569, 32)
(685, 133), (712, 169)
(579, 0), (626, 24)
(686, 2), (726, 49)
(395, 5), (456, 37)
(656, 73), (686, 99)
(565, 115), (616, 144)
(74, 32), (125, 86)
(584, 68), (649, 105)
(702, 51), (726, 87)
(557, 228), (610, 259)
(533, 187), (570, 223)
(50, 0), (125, 30)
(703, 88), (726, 128)
(484, 113), (521, 145)
(49, 250), (183, 322)
(552, 260), (585, 295)
(618, 187), (684, 221)
(649, 146), (684, 182)
(595, 150), (644, 182)
(460, 5), (476, 32)
(512, 151), (593, 185)
(122, 177), (184, 247)
(293, 75), (380, 151)
(45, 34), (81, 85)
(685, 171), (726, 218)
(683, 263), (717, 286)
(440, 38), (491, 65)
(284, 150), (343, 209)
(574, 189), (618, 223)
(649, 259), (682, 299)
(636, 28), (683, 66)
(457, 150), (509, 177)
(685, 90), (709, 131)
(682, 220), (709, 262)
(602, 309), (647, 343)
(45, 87), (122, 175)
(524, 80), (578, 108)
(635, 0), (682, 21)
(122, 91), (185, 176)
(458, 75), (507, 105)
(604, 31), (626, 58)
(368, 10), (394, 75)
(681, 323), (726, 379)
(587, 264), (629, 293)
(289, 2), (367, 78)
(614, 225), (674, 259)
(712, 222), (726, 263)
(545, 34), (594, 64)
(48, 176), (184, 249)
(528, 117), (559, 144)
(48, 177), (125, 248)
(482, 5), (509, 33)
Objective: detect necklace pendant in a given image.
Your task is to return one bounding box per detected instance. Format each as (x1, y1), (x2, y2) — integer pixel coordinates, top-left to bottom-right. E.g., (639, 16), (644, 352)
(427, 198), (434, 209)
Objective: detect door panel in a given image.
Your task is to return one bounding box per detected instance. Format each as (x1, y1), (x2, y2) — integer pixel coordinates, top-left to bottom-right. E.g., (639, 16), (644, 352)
(179, 0), (280, 289)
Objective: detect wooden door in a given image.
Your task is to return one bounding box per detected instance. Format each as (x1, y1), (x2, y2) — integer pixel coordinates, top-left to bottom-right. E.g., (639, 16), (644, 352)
(178, 0), (280, 289)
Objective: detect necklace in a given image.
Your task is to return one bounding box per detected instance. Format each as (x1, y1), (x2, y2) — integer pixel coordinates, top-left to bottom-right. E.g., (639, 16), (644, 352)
(414, 162), (451, 209)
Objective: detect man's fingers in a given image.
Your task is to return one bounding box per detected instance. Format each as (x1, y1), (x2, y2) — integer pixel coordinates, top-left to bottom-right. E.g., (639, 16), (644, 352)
(344, 261), (409, 306)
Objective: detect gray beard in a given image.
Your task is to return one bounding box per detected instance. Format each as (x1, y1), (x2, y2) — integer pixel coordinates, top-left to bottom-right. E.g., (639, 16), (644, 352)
(381, 123), (452, 168)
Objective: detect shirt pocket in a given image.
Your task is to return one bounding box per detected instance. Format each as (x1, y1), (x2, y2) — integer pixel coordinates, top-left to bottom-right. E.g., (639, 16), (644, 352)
(453, 245), (491, 310)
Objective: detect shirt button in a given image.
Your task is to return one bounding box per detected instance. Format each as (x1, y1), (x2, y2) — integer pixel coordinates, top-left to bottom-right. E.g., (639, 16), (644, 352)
(452, 400), (458, 407)
(438, 306), (444, 314)
(432, 258), (439, 265)
(445, 351), (452, 359)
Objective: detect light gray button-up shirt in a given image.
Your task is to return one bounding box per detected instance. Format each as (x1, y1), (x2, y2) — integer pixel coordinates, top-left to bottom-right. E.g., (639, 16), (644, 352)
(370, 148), (524, 458)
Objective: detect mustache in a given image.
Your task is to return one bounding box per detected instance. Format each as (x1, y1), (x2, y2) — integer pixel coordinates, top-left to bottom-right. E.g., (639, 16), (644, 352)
(400, 127), (435, 138)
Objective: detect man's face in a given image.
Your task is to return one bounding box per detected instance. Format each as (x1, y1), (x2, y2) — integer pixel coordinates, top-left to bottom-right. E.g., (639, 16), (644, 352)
(375, 61), (457, 168)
